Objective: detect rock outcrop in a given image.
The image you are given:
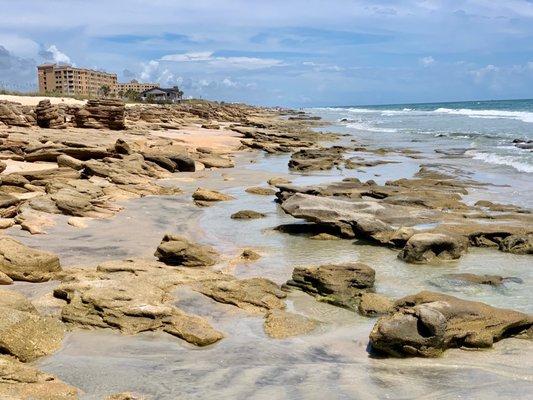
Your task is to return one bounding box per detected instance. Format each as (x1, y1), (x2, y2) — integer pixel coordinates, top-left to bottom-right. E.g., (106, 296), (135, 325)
(154, 234), (219, 267)
(369, 291), (533, 357)
(285, 262), (375, 310)
(398, 233), (468, 263)
(35, 99), (66, 129)
(231, 210), (266, 219)
(75, 99), (125, 130)
(0, 237), (61, 282)
(0, 356), (79, 400)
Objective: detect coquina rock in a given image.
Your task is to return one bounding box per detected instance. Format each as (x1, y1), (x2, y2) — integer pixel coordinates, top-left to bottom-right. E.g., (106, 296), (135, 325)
(369, 291), (533, 357)
(0, 237), (61, 282)
(155, 234), (219, 267)
(398, 233), (468, 263)
(0, 356), (79, 400)
(35, 99), (66, 129)
(75, 99), (125, 130)
(0, 101), (33, 127)
(285, 262), (375, 310)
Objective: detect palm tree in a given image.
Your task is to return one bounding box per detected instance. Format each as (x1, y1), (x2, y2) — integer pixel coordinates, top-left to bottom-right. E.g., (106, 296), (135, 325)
(99, 85), (111, 98)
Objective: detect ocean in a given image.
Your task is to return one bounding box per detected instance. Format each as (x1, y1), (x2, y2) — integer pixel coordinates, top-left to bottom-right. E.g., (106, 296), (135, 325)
(313, 98), (533, 174)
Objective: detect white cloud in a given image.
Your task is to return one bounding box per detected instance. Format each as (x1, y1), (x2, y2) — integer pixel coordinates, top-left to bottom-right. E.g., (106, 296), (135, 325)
(419, 56), (435, 66)
(302, 61), (344, 72)
(160, 51), (284, 70)
(161, 51), (213, 62)
(46, 45), (71, 64)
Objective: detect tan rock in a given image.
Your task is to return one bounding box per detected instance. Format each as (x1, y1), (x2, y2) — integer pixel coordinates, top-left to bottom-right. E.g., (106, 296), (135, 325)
(264, 310), (317, 339)
(358, 293), (393, 316)
(0, 356), (79, 400)
(0, 237), (61, 282)
(245, 186), (276, 195)
(192, 187), (234, 202)
(154, 234), (218, 267)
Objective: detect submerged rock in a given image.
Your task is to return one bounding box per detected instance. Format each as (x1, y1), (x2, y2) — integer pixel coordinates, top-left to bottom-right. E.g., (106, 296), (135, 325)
(231, 210), (266, 219)
(499, 234), (532, 255)
(442, 273), (522, 286)
(0, 237), (61, 282)
(264, 310), (318, 339)
(245, 186), (276, 195)
(369, 291), (533, 357)
(154, 234), (219, 267)
(398, 233), (468, 264)
(285, 262), (375, 310)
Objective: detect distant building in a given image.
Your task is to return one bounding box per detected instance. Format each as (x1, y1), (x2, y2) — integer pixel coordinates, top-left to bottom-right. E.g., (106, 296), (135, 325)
(115, 79), (159, 96)
(140, 87), (183, 103)
(37, 63), (117, 97)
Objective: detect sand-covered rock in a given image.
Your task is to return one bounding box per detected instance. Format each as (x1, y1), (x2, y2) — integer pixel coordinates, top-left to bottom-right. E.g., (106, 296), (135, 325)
(369, 291), (533, 357)
(285, 262), (375, 310)
(0, 237), (61, 282)
(263, 310), (317, 339)
(154, 234), (219, 267)
(499, 234), (532, 255)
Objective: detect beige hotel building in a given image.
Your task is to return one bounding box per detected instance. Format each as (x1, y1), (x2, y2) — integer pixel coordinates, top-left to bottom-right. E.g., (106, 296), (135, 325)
(37, 64), (158, 97)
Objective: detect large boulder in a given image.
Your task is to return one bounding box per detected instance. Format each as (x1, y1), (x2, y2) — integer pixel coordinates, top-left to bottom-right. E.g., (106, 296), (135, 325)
(0, 237), (61, 282)
(369, 291), (533, 357)
(154, 234), (218, 267)
(398, 233), (468, 264)
(285, 262), (375, 310)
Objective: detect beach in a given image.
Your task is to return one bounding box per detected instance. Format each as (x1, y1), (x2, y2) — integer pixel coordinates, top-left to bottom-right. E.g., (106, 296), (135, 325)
(0, 95), (531, 399)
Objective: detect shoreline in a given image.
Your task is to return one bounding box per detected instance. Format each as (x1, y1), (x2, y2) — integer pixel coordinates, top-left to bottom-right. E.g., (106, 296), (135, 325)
(0, 94), (531, 399)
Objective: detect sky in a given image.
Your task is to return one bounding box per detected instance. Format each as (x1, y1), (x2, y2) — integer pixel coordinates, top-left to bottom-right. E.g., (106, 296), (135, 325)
(0, 0), (532, 107)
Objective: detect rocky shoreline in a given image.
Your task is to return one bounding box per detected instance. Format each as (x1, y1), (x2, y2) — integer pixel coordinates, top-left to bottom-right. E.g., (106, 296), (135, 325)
(0, 96), (531, 399)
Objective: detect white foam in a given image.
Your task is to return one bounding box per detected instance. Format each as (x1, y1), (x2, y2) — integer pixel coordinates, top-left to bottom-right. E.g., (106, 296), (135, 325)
(345, 121), (397, 133)
(466, 150), (533, 173)
(434, 108), (533, 123)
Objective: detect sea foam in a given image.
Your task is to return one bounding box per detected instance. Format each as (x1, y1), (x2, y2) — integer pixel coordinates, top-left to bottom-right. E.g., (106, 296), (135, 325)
(466, 150), (533, 173)
(434, 108), (533, 123)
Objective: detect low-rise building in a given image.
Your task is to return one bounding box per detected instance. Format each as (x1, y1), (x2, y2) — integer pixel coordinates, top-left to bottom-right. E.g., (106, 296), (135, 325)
(115, 79), (159, 96)
(37, 64), (117, 97)
(140, 87), (183, 103)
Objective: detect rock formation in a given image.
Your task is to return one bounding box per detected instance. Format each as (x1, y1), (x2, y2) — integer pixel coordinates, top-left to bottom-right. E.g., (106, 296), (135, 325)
(35, 99), (67, 129)
(369, 291), (533, 357)
(75, 99), (125, 130)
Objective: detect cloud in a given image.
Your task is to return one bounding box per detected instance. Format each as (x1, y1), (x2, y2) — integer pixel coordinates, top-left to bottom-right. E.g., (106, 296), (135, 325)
(161, 51), (214, 62)
(419, 56), (435, 66)
(160, 51), (284, 70)
(0, 45), (38, 91)
(40, 45), (71, 64)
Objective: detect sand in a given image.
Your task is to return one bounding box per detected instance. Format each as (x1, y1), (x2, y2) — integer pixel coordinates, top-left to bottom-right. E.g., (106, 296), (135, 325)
(0, 94), (87, 106)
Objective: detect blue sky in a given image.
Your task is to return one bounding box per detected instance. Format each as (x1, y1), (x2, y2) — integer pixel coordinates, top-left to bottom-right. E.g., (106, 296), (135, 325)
(0, 0), (532, 106)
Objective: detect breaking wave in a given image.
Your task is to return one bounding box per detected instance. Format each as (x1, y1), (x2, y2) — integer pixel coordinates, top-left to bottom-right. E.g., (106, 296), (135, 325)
(465, 150), (533, 173)
(434, 108), (533, 123)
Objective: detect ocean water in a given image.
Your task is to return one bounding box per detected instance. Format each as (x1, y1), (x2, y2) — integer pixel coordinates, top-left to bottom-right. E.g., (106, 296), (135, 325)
(313, 98), (533, 174)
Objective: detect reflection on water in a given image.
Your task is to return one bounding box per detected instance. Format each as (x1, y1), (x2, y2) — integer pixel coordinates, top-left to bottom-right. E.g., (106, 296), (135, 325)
(13, 149), (531, 399)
